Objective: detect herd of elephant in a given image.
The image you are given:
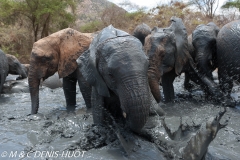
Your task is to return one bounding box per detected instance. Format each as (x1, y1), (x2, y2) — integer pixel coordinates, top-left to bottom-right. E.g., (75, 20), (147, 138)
(0, 16), (239, 134)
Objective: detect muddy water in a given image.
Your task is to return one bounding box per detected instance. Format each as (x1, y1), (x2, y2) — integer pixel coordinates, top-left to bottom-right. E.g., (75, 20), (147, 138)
(0, 77), (164, 160)
(0, 74), (240, 160)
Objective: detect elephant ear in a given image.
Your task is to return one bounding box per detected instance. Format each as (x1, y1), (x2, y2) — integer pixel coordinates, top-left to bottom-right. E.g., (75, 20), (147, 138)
(165, 17), (190, 75)
(58, 28), (91, 78)
(77, 46), (110, 98)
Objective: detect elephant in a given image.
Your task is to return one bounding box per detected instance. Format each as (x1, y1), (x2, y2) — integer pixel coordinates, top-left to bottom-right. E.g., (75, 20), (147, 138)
(134, 18), (224, 103)
(6, 54), (28, 80)
(0, 50), (28, 93)
(191, 22), (219, 80)
(216, 20), (240, 103)
(0, 49), (9, 93)
(184, 22), (220, 95)
(132, 23), (151, 46)
(28, 28), (92, 114)
(142, 17), (190, 102)
(189, 21), (238, 106)
(132, 17), (190, 102)
(77, 25), (164, 133)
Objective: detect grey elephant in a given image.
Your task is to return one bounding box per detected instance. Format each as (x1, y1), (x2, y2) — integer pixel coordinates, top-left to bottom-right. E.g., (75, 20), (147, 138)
(77, 25), (164, 133)
(0, 50), (28, 93)
(216, 20), (240, 104)
(185, 22), (221, 96)
(132, 23), (151, 46)
(6, 54), (28, 80)
(133, 17), (189, 102)
(190, 21), (239, 106)
(0, 49), (9, 93)
(134, 18), (223, 103)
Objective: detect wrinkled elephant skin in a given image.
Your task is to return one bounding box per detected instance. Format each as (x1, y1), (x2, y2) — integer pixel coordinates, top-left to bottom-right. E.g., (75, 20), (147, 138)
(78, 25), (164, 133)
(217, 20), (240, 103)
(28, 28), (92, 114)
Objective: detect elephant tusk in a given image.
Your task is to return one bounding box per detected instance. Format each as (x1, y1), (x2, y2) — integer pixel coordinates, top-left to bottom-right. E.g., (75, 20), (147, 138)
(123, 112), (127, 118)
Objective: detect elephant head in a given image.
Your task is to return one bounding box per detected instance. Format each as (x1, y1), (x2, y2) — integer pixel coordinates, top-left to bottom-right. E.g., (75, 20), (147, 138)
(6, 54), (27, 79)
(21, 64), (30, 77)
(28, 28), (91, 114)
(144, 16), (189, 102)
(132, 23), (152, 45)
(192, 22), (219, 78)
(78, 25), (151, 132)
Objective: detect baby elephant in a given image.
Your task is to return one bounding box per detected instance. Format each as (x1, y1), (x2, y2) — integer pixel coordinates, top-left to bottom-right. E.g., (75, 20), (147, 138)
(77, 25), (164, 133)
(28, 28), (92, 114)
(6, 54), (28, 80)
(0, 49), (28, 93)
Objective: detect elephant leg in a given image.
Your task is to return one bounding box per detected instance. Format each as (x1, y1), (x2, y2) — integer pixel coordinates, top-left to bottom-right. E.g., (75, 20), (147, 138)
(184, 72), (195, 91)
(91, 87), (105, 125)
(76, 69), (92, 109)
(162, 70), (176, 103)
(63, 70), (77, 111)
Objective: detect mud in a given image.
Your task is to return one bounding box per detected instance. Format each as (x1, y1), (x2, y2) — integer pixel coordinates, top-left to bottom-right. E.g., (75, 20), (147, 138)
(0, 73), (240, 160)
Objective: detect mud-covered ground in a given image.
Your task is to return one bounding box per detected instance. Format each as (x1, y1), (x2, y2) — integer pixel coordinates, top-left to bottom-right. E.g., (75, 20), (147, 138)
(0, 73), (240, 160)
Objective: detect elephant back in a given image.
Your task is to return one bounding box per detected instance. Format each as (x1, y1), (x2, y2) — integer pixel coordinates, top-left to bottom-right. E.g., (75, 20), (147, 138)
(217, 20), (240, 75)
(132, 23), (151, 45)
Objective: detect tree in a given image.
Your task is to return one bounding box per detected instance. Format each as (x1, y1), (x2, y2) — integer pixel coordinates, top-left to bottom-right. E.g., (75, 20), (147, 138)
(221, 0), (240, 10)
(188, 0), (219, 18)
(0, 0), (77, 42)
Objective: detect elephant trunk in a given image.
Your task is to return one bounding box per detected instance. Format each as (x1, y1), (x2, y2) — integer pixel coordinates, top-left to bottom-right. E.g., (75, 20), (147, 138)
(148, 66), (161, 103)
(18, 67), (28, 79)
(196, 49), (214, 79)
(119, 78), (150, 133)
(28, 66), (40, 114)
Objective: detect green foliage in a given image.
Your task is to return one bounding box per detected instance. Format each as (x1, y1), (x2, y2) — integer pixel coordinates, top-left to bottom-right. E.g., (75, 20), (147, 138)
(0, 0), (77, 41)
(0, 26), (33, 63)
(126, 10), (145, 20)
(222, 0), (240, 10)
(79, 20), (104, 33)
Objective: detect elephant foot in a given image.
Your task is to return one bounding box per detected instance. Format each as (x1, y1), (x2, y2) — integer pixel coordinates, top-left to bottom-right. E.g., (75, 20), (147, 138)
(66, 105), (77, 112)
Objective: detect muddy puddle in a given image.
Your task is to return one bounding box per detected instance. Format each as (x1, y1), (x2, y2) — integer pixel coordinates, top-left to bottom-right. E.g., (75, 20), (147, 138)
(0, 74), (240, 160)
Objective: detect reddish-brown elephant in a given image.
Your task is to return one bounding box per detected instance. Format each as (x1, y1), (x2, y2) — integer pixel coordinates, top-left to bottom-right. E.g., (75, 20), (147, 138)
(28, 28), (92, 114)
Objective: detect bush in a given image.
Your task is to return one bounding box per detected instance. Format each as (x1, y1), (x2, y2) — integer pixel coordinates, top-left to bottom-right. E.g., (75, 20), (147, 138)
(0, 25), (33, 63)
(79, 20), (104, 33)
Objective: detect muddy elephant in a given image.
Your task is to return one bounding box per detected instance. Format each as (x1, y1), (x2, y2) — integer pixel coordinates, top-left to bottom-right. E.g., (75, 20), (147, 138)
(134, 18), (223, 103)
(0, 49), (9, 93)
(6, 54), (28, 80)
(216, 20), (240, 102)
(77, 25), (163, 133)
(189, 21), (238, 106)
(185, 22), (221, 95)
(132, 23), (151, 46)
(0, 50), (28, 93)
(191, 22), (219, 80)
(29, 28), (92, 114)
(133, 17), (190, 102)
(142, 17), (191, 102)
